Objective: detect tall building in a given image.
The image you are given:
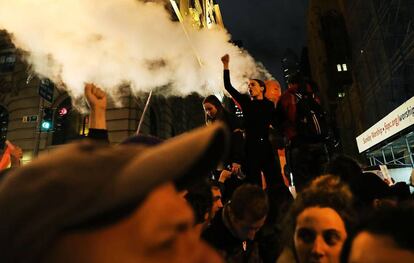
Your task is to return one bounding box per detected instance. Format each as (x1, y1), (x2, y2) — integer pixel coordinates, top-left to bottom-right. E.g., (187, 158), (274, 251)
(307, 0), (414, 167)
(0, 1), (225, 163)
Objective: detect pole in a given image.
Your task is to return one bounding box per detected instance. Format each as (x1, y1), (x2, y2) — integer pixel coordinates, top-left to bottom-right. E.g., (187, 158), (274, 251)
(390, 146), (396, 164)
(33, 98), (44, 157)
(136, 89), (153, 135)
(369, 154), (374, 166)
(405, 136), (414, 167)
(381, 149), (387, 165)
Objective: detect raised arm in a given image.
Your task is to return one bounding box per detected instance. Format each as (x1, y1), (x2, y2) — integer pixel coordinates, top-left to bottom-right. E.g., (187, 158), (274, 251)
(85, 83), (109, 143)
(221, 54), (249, 108)
(85, 83), (107, 130)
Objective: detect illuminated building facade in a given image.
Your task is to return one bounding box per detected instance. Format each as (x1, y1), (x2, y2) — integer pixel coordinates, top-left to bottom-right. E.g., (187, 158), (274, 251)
(171, 0), (224, 29)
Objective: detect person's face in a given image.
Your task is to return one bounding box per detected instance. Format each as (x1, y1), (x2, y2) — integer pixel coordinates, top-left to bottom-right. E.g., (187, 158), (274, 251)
(348, 231), (414, 263)
(203, 102), (218, 119)
(120, 183), (223, 262)
(47, 183), (223, 263)
(231, 214), (266, 241)
(294, 207), (347, 263)
(264, 80), (281, 103)
(211, 187), (223, 219)
(248, 80), (264, 98)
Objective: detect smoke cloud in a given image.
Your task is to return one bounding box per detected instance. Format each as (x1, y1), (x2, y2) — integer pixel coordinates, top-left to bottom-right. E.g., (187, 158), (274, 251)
(0, 0), (270, 99)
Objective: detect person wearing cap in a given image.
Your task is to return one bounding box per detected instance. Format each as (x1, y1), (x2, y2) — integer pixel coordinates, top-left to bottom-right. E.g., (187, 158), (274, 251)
(221, 54), (286, 191)
(0, 123), (229, 263)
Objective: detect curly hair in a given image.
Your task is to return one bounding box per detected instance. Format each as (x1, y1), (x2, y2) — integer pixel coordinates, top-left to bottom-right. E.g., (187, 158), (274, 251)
(282, 175), (355, 251)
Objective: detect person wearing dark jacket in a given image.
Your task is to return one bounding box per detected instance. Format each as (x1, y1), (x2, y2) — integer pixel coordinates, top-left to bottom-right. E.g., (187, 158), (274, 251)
(203, 95), (244, 174)
(203, 184), (269, 263)
(220, 54), (285, 189)
(276, 74), (329, 191)
(203, 95), (245, 200)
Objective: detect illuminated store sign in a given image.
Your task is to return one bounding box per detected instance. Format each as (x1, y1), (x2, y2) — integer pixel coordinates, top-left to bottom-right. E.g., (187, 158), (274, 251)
(356, 96), (414, 153)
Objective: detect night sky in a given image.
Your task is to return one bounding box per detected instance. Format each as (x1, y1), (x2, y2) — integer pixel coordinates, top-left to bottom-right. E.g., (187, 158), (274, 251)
(219, 0), (309, 87)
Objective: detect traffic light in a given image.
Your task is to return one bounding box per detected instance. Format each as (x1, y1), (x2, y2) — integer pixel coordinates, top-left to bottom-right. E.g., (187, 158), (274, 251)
(40, 108), (53, 132)
(58, 107), (68, 117)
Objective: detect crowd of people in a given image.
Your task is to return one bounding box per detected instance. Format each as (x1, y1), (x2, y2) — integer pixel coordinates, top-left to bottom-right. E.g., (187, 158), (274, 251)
(0, 55), (413, 263)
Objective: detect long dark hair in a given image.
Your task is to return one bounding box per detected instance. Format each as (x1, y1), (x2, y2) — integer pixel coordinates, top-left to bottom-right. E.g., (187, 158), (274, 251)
(202, 95), (226, 124)
(251, 78), (266, 94)
(203, 95), (242, 134)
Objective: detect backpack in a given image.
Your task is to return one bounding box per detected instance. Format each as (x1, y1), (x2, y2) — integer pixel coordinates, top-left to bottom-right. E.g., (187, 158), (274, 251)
(295, 93), (329, 141)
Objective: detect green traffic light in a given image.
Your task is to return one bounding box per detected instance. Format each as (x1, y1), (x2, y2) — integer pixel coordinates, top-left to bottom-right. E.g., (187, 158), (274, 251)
(41, 121), (51, 130)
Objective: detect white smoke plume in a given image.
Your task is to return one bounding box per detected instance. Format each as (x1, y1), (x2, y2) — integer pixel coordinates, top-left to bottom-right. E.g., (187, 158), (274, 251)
(0, 0), (271, 99)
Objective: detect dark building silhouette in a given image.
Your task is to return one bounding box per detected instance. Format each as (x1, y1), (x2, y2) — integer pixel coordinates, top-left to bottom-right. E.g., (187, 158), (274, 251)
(299, 47), (312, 79)
(307, 0), (414, 166)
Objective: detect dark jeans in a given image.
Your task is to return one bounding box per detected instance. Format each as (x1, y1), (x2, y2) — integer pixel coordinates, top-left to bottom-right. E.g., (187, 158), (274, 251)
(286, 141), (329, 191)
(244, 138), (285, 189)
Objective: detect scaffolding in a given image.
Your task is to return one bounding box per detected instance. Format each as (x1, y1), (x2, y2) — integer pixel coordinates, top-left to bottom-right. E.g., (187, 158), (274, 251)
(366, 131), (414, 167)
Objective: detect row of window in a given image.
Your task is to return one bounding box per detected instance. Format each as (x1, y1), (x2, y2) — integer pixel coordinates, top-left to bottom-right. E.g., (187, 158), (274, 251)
(0, 53), (16, 72)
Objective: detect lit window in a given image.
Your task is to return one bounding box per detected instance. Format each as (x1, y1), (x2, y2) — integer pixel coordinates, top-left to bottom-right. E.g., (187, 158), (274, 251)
(337, 64), (342, 72)
(342, 64), (348, 71)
